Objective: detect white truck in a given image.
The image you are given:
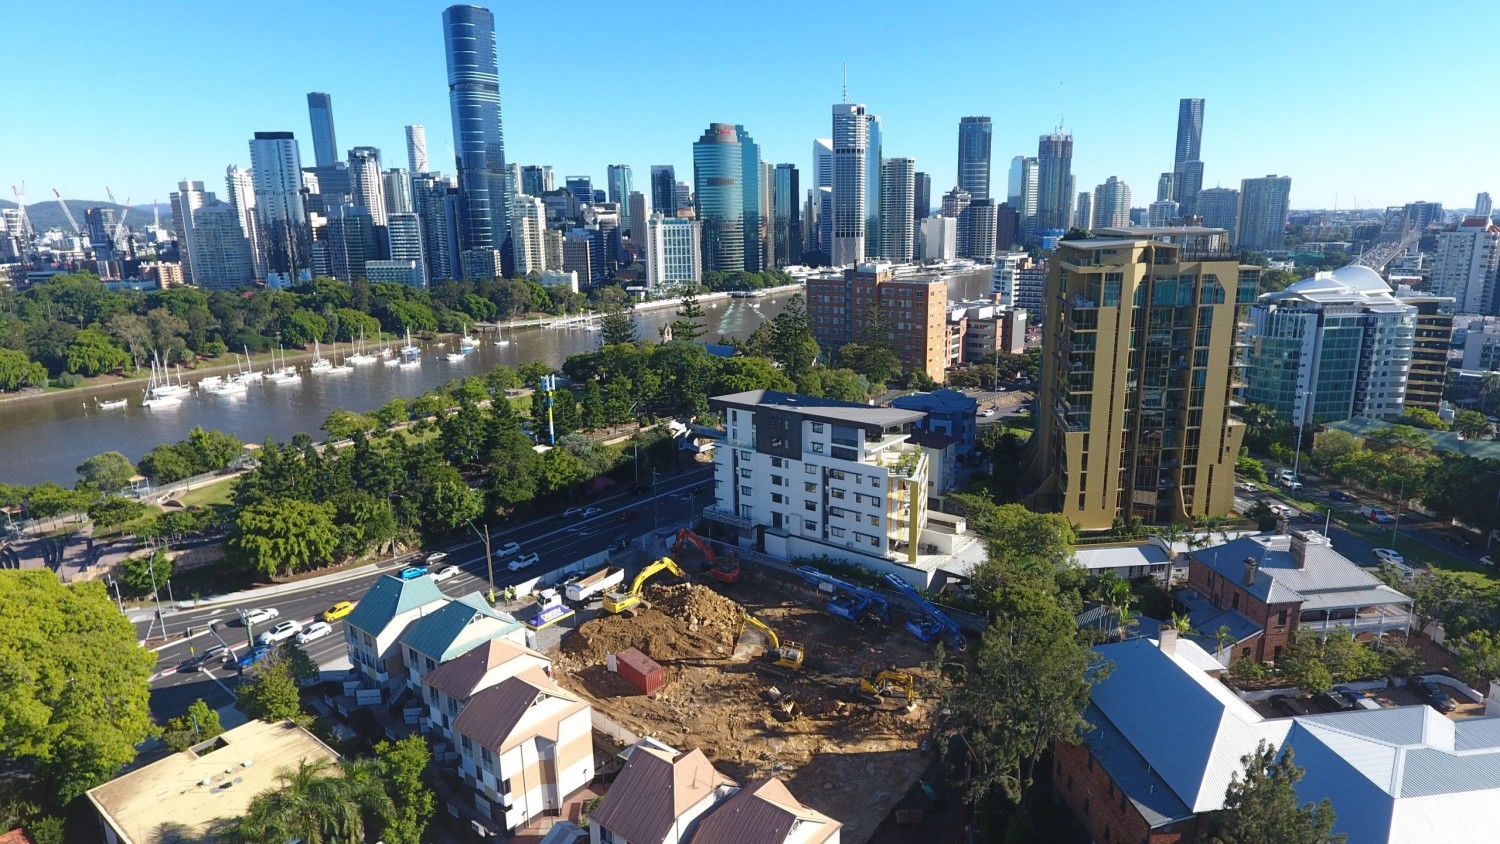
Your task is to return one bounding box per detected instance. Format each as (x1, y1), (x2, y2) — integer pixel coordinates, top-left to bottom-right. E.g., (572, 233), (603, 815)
(565, 566), (625, 603)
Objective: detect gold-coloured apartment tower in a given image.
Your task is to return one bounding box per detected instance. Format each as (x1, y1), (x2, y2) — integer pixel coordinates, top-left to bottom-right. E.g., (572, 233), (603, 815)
(1030, 228), (1258, 531)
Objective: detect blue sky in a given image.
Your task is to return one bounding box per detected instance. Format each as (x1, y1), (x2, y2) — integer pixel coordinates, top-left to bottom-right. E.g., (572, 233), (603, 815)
(5, 0), (1495, 214)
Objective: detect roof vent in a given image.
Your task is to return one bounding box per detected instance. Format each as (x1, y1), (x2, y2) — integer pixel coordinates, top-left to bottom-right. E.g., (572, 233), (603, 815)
(241, 759), (254, 767)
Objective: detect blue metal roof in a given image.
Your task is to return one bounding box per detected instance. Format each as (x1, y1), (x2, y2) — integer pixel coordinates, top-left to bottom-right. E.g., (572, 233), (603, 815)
(890, 388), (979, 413)
(1080, 702), (1195, 828)
(344, 573), (446, 638)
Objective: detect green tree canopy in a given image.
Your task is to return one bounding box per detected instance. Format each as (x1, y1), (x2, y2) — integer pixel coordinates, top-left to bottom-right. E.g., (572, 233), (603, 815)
(599, 302), (638, 346)
(76, 451), (137, 494)
(120, 549), (173, 595)
(1453, 409), (1493, 441)
(375, 736), (434, 844)
(1208, 742), (1344, 844)
(666, 292), (707, 343)
(0, 349), (49, 392)
(64, 328), (130, 376)
(236, 651), (304, 723)
(88, 496), (147, 531)
(228, 497), (340, 578)
(161, 698), (224, 752)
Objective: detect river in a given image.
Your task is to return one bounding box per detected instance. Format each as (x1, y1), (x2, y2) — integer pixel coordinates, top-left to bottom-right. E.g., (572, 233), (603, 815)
(0, 269), (993, 485)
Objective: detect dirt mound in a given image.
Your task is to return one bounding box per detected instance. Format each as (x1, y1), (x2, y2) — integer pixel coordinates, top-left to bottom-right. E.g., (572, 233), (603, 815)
(646, 583), (742, 638)
(562, 606), (731, 665)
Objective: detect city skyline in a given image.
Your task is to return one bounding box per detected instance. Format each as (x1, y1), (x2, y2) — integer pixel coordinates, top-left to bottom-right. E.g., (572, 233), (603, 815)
(5, 0), (1498, 213)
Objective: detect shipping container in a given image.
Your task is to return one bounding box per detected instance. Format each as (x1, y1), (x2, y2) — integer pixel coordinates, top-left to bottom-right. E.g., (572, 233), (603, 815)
(615, 647), (664, 695)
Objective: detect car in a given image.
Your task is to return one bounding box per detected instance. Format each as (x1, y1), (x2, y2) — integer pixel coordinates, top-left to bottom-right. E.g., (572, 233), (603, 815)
(1237, 481), (1257, 492)
(1411, 677), (1458, 713)
(1329, 489), (1356, 502)
(177, 645), (228, 673)
(1279, 478), (1304, 491)
(425, 551), (449, 566)
(430, 565), (459, 583)
(581, 507), (602, 518)
(321, 601), (354, 623)
(295, 621), (333, 644)
(236, 645), (273, 671)
(1372, 548), (1406, 566)
(399, 565), (429, 580)
(1482, 555), (1495, 567)
(496, 541), (522, 559)
(241, 607), (280, 627)
(564, 507), (584, 517)
(508, 552), (540, 572)
(1299, 510), (1321, 523)
(616, 509), (640, 522)
(258, 620), (303, 645)
(979, 408), (996, 418)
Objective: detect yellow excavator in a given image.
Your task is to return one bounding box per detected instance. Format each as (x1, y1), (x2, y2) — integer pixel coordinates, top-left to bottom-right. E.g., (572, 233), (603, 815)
(602, 557), (685, 615)
(736, 613), (805, 678)
(854, 663), (916, 711)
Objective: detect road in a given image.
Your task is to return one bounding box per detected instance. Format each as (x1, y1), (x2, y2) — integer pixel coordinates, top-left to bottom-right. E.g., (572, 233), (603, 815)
(145, 465), (715, 723)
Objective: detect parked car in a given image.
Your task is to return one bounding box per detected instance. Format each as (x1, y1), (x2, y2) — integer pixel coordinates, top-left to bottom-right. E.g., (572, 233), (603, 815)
(241, 607), (280, 627)
(616, 509), (640, 522)
(295, 621), (333, 644)
(258, 620), (304, 645)
(177, 645), (228, 673)
(508, 552), (540, 572)
(1372, 548), (1405, 566)
(1329, 489), (1356, 502)
(425, 551), (449, 566)
(1411, 676), (1458, 713)
(321, 601), (354, 623)
(431, 565), (459, 583)
(1333, 685), (1380, 711)
(1279, 477), (1304, 491)
(399, 565), (429, 580)
(1361, 504), (1395, 524)
(236, 645), (273, 671)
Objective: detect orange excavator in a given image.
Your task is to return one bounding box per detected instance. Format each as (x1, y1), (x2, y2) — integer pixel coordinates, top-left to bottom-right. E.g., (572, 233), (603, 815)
(674, 527), (740, 583)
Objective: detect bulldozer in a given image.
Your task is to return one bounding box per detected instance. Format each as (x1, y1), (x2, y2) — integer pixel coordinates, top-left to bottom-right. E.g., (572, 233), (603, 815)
(734, 612), (805, 678)
(853, 663), (916, 712)
(601, 557), (685, 615)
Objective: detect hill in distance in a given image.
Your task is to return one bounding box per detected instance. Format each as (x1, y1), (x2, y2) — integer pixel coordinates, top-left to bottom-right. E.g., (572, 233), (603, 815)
(0, 199), (175, 234)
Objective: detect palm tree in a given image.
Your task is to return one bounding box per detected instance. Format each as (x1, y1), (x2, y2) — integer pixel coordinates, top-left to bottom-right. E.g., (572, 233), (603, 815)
(230, 757), (392, 844)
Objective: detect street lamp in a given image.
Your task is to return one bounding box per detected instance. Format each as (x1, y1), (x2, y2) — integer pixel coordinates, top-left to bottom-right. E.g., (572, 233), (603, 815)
(466, 519), (497, 604)
(1390, 477), (1405, 548)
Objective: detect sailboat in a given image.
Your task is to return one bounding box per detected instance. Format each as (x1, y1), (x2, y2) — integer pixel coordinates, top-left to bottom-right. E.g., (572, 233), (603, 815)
(231, 346), (263, 384)
(325, 353), (354, 375)
(349, 328), (378, 365)
(460, 327), (478, 350)
(266, 347), (300, 384)
(444, 349), (467, 362)
(400, 328), (420, 356)
(309, 340), (334, 374)
(142, 359), (183, 408)
(148, 353), (190, 399)
(95, 396), (128, 410)
(494, 322), (511, 346)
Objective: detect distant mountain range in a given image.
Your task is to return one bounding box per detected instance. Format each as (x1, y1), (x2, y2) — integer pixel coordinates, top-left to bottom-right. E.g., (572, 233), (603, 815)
(0, 199), (174, 235)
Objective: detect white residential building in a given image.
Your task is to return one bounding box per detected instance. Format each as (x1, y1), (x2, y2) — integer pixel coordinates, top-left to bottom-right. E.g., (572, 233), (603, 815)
(189, 199), (256, 292)
(919, 215), (956, 261)
(422, 637), (552, 741)
(1431, 216), (1500, 314)
(645, 213), (703, 295)
(511, 193), (549, 276)
(1092, 176), (1132, 229)
(878, 156), (916, 262)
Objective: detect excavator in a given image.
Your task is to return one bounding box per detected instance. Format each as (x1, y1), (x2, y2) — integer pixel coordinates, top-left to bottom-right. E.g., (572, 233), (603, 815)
(674, 527), (740, 584)
(735, 613), (805, 678)
(602, 557), (685, 615)
(853, 663), (916, 712)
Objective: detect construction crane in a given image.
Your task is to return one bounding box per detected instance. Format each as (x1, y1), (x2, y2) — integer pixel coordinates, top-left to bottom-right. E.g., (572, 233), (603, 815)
(9, 182), (32, 242)
(51, 189), (81, 236)
(796, 565), (891, 626)
(105, 187), (130, 244)
(736, 613), (804, 677)
(882, 573), (967, 652)
(853, 663), (916, 710)
(673, 527), (739, 584)
(601, 557), (685, 615)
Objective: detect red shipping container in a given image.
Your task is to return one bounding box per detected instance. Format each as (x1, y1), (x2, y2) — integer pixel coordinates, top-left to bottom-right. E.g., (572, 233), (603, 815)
(615, 647), (664, 695)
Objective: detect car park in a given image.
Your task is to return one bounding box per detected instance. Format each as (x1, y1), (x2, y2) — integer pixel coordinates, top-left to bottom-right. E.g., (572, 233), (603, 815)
(322, 601), (354, 623)
(236, 645), (273, 671)
(1329, 489), (1355, 502)
(1411, 677), (1458, 713)
(1372, 548), (1405, 566)
(241, 607), (280, 626)
(508, 552), (540, 572)
(399, 565), (429, 580)
(425, 551), (448, 566)
(258, 620), (303, 645)
(177, 645), (228, 673)
(430, 566), (459, 583)
(295, 621), (333, 644)
(497, 541), (521, 558)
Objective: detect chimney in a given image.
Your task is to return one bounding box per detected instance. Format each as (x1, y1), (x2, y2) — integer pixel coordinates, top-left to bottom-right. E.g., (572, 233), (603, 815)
(1157, 624), (1178, 656)
(1289, 530), (1329, 570)
(1243, 556), (1259, 587)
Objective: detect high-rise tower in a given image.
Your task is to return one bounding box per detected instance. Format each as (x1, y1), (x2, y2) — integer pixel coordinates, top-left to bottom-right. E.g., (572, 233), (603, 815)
(1092, 176), (1132, 229)
(405, 124), (428, 175)
(1036, 131), (1074, 233)
(1236, 175), (1293, 252)
(442, 4), (511, 276)
(879, 157), (915, 262)
(649, 166), (676, 218)
(306, 93), (338, 168)
(1174, 98), (1204, 167)
(831, 104), (868, 266)
(607, 165), (633, 233)
(348, 146), (388, 227)
(693, 123), (755, 272)
(248, 131), (309, 281)
(957, 116), (992, 201)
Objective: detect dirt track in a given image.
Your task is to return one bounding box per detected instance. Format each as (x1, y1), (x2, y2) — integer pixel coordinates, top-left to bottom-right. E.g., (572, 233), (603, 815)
(554, 575), (936, 842)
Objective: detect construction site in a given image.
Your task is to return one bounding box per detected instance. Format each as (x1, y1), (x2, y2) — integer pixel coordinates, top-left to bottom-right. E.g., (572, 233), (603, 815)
(552, 545), (949, 841)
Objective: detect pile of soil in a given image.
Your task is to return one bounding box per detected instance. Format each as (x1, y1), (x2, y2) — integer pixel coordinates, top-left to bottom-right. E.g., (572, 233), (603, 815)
(645, 583), (742, 639)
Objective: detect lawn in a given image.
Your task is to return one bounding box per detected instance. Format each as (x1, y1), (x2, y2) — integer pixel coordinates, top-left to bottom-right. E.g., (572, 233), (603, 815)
(169, 481), (236, 509)
(1338, 518), (1497, 589)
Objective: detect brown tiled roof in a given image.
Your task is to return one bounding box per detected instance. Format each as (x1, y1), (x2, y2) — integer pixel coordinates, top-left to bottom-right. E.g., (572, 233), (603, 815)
(590, 745), (735, 844)
(450, 668), (584, 753)
(689, 778), (841, 844)
(0, 830), (36, 844)
(422, 637), (548, 702)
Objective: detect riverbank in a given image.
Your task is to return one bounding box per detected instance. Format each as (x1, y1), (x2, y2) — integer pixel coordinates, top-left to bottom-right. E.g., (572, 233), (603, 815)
(630, 283), (803, 314)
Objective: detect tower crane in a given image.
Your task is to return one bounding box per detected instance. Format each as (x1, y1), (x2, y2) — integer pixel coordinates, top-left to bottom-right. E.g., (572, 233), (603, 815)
(105, 187), (131, 245)
(51, 189), (82, 236)
(10, 182), (33, 241)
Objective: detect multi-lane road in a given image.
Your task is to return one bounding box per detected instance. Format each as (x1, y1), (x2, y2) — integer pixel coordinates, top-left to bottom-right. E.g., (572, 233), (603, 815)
(145, 465), (714, 722)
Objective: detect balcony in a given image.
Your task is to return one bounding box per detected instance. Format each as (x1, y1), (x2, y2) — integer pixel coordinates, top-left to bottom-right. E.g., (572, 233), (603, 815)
(876, 444), (928, 479)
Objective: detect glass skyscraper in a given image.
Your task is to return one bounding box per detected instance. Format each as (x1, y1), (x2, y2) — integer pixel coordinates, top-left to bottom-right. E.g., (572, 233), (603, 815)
(957, 116), (992, 201)
(306, 92), (338, 168)
(442, 4), (510, 275)
(693, 123), (764, 273)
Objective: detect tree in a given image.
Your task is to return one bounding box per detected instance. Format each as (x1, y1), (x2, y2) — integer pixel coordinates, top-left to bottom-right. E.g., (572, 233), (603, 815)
(120, 549), (173, 594)
(1453, 409), (1492, 441)
(0, 572), (156, 802)
(280, 309), (328, 347)
(951, 495), (1077, 597)
(1236, 454), (1268, 483)
(1309, 430), (1361, 477)
(486, 429), (544, 509)
(236, 652), (303, 723)
(186, 426), (244, 472)
(1207, 742), (1344, 844)
(322, 409), (376, 441)
(599, 302), (638, 346)
(667, 292), (707, 343)
(230, 757), (392, 844)
(0, 349), (49, 392)
(371, 398), (410, 429)
(415, 466), (483, 533)
(161, 698), (224, 752)
(228, 497), (340, 578)
(76, 451), (137, 494)
(767, 294), (819, 378)
(840, 303), (901, 385)
(374, 736), (434, 844)
(1455, 629), (1500, 686)
(331, 492), (398, 558)
(280, 641), (320, 686)
(88, 496), (147, 531)
(580, 380), (606, 430)
(64, 328), (130, 376)
(24, 483), (92, 521)
(540, 447), (588, 497)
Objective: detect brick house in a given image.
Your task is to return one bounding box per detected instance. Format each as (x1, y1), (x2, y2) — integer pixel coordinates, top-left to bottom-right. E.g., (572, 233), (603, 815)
(1178, 530), (1412, 665)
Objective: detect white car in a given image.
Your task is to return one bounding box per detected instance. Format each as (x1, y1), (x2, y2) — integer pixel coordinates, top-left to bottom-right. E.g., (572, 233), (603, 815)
(241, 607), (280, 627)
(564, 507), (584, 517)
(257, 620), (303, 645)
(1373, 548), (1405, 566)
(496, 541), (522, 559)
(430, 566), (459, 583)
(581, 507), (602, 518)
(425, 551), (449, 566)
(1482, 555), (1495, 567)
(295, 621), (333, 644)
(979, 408), (996, 418)
(508, 552), (540, 572)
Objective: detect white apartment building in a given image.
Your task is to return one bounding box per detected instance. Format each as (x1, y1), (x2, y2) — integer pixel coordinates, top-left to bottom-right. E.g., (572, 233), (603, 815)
(511, 194), (549, 277)
(1432, 216), (1500, 315)
(645, 213), (703, 295)
(706, 391), (966, 584)
(919, 215), (956, 261)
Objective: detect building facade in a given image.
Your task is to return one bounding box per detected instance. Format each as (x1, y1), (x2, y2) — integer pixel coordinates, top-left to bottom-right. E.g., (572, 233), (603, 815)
(956, 116), (992, 201)
(806, 264), (948, 381)
(510, 194), (548, 276)
(1236, 175), (1292, 252)
(692, 123), (763, 273)
(1195, 187), (1239, 244)
(645, 214), (703, 295)
(405, 123), (428, 175)
(1431, 217), (1500, 314)
(1399, 292), (1452, 413)
(878, 157), (915, 262)
(306, 92), (339, 168)
(248, 131), (310, 281)
(831, 104), (868, 266)
(1036, 131), (1074, 233)
(189, 200), (255, 291)
(772, 163), (802, 266)
(386, 211), (427, 287)
(442, 3), (511, 275)
(1093, 176), (1131, 229)
(1032, 228), (1252, 530)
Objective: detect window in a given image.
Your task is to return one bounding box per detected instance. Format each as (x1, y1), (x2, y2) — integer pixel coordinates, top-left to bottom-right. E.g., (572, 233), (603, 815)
(831, 488), (845, 499)
(429, 686), (439, 704)
(830, 469), (846, 481)
(425, 657), (435, 672)
(811, 442), (824, 453)
(831, 527), (846, 538)
(772, 475), (785, 486)
(448, 697), (458, 716)
(812, 422), (825, 433)
(461, 735), (473, 753)
(804, 520), (816, 530)
(740, 468), (753, 478)
(741, 485), (753, 496)
(771, 493), (784, 504)
(739, 450), (752, 461)
(480, 747), (493, 769)
(872, 497), (882, 507)
(804, 501), (817, 512)
(805, 464), (816, 475)
(771, 457), (784, 468)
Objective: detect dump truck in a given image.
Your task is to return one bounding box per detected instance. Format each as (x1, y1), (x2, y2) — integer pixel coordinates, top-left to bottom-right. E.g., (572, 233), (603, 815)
(565, 566), (625, 603)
